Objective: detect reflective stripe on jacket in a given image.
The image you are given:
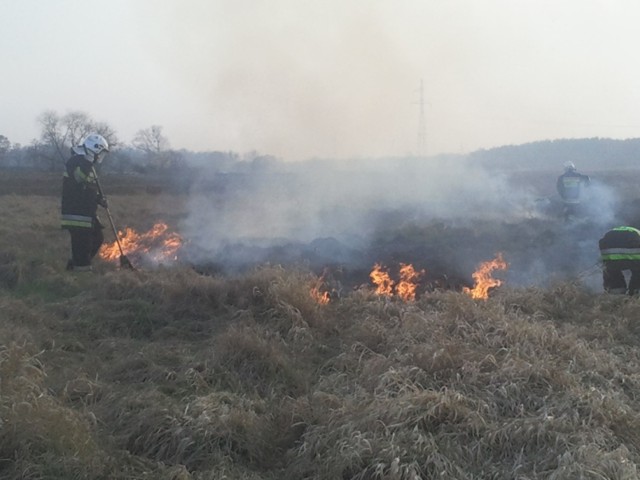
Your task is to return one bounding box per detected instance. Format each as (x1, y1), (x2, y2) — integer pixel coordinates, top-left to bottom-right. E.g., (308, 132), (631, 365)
(600, 248), (640, 261)
(61, 153), (99, 230)
(611, 226), (640, 235)
(556, 171), (590, 204)
(61, 214), (94, 229)
(599, 227), (640, 261)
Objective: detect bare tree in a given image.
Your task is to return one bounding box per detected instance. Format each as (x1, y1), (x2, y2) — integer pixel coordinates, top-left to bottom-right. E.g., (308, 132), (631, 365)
(133, 125), (169, 155)
(64, 111), (96, 147)
(38, 110), (68, 168)
(93, 122), (118, 147)
(0, 135), (10, 154)
(133, 125), (171, 169)
(0, 135), (10, 167)
(37, 110), (118, 170)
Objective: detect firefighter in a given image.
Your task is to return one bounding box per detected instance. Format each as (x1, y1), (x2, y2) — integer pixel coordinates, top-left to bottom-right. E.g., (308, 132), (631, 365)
(556, 161), (590, 221)
(598, 226), (640, 295)
(61, 133), (110, 271)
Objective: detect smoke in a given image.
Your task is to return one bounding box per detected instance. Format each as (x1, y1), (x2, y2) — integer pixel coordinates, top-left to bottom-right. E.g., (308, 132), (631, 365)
(132, 1), (421, 160)
(581, 180), (620, 227)
(499, 180), (621, 290)
(177, 156), (628, 295)
(181, 156), (547, 277)
(183, 156), (537, 243)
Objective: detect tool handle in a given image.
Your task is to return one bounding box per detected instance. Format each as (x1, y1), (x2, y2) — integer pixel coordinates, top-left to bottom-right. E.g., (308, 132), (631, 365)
(91, 166), (126, 257)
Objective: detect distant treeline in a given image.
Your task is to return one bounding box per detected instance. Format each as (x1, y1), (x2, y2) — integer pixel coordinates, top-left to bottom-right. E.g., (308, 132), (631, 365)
(3, 135), (639, 176)
(468, 137), (640, 171)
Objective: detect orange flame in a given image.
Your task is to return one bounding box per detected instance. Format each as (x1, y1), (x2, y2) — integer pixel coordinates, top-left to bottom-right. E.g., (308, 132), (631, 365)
(463, 253), (507, 300)
(370, 263), (394, 296)
(396, 263), (425, 301)
(100, 222), (182, 264)
(310, 270), (331, 305)
(310, 286), (330, 305)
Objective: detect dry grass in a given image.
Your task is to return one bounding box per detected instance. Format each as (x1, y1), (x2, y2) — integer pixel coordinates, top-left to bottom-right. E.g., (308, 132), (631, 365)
(4, 174), (640, 479)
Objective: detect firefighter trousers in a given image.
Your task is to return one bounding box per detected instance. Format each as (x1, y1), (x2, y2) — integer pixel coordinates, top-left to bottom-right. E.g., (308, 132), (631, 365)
(68, 225), (104, 268)
(602, 260), (640, 295)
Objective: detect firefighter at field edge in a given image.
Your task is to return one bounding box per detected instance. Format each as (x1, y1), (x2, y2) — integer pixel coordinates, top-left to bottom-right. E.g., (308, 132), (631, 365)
(60, 133), (110, 271)
(556, 161), (590, 221)
(598, 226), (640, 295)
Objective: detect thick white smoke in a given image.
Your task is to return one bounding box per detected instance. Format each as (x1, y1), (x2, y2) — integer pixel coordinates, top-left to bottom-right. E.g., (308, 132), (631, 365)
(178, 156), (630, 294)
(183, 157), (538, 246)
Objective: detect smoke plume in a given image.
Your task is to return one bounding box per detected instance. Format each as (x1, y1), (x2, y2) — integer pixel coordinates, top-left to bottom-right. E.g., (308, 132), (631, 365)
(177, 155), (623, 294)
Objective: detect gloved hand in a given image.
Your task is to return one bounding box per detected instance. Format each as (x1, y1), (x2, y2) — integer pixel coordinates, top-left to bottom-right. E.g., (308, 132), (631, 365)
(97, 195), (108, 208)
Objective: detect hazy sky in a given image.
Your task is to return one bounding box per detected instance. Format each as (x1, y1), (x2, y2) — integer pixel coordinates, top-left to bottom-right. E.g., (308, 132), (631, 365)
(2, 0), (640, 160)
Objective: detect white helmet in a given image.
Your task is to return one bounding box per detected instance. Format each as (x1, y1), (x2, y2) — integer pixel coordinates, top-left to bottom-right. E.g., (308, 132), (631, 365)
(83, 133), (109, 163)
(563, 161), (576, 172)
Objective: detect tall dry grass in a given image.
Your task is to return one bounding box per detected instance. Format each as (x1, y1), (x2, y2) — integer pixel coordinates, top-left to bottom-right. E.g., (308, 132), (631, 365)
(2, 178), (640, 478)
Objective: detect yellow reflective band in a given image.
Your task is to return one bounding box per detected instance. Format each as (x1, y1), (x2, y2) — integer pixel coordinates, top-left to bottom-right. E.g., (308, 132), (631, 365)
(73, 166), (89, 183)
(61, 220), (92, 228)
(612, 226), (640, 235)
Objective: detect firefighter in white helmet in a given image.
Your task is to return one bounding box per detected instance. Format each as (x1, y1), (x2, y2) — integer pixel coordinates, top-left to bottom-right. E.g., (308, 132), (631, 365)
(60, 133), (110, 271)
(556, 161), (590, 222)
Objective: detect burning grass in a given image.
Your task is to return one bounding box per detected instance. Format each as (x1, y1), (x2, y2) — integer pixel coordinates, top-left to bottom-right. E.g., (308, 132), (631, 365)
(4, 256), (640, 478)
(4, 175), (640, 478)
(99, 221), (183, 267)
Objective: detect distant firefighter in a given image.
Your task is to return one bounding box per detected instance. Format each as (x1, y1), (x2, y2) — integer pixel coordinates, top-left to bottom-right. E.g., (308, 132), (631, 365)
(598, 226), (640, 295)
(556, 161), (590, 221)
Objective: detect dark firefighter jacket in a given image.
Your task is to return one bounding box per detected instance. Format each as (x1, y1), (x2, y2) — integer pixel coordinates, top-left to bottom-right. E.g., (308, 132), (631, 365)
(556, 171), (590, 204)
(599, 226), (640, 261)
(61, 152), (100, 229)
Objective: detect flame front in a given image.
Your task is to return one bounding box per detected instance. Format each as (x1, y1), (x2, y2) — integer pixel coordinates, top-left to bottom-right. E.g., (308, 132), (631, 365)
(396, 263), (425, 301)
(370, 263), (424, 301)
(463, 253), (507, 300)
(370, 263), (394, 296)
(310, 270), (331, 305)
(100, 222), (182, 264)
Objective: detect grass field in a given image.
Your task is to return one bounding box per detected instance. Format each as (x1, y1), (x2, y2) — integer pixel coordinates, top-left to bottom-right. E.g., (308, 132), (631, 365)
(2, 168), (640, 479)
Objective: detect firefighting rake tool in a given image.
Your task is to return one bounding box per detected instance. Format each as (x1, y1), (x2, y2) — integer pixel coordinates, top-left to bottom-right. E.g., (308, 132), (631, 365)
(576, 262), (601, 280)
(91, 166), (136, 270)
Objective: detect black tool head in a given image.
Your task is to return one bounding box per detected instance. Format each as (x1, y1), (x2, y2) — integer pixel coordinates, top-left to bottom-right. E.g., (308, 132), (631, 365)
(119, 255), (136, 270)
